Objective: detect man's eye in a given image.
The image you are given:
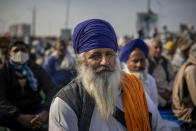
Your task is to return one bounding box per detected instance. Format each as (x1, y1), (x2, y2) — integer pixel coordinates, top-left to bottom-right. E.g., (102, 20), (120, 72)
(106, 52), (115, 57)
(13, 49), (19, 52)
(89, 55), (100, 59)
(133, 60), (138, 63)
(107, 53), (113, 56)
(21, 48), (27, 52)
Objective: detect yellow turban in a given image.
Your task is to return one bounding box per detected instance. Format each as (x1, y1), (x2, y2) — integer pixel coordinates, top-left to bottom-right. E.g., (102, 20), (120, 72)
(165, 41), (176, 51)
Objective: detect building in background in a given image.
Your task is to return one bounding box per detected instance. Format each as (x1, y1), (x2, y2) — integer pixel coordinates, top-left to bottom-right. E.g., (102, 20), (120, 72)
(9, 23), (31, 38)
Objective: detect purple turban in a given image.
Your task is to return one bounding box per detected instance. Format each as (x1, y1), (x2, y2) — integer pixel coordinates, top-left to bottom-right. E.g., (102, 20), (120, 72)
(119, 38), (148, 63)
(72, 19), (118, 54)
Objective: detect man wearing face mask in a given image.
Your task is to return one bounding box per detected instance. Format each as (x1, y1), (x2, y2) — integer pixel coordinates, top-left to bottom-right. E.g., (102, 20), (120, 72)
(44, 40), (77, 88)
(0, 41), (57, 131)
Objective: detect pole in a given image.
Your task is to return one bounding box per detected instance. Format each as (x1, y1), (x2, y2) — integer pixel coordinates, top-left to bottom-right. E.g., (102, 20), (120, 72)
(65, 0), (70, 29)
(32, 5), (36, 37)
(147, 0), (151, 11)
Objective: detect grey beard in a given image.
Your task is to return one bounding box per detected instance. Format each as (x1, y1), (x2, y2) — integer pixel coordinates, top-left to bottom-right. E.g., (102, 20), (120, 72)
(78, 61), (121, 120)
(129, 70), (147, 81)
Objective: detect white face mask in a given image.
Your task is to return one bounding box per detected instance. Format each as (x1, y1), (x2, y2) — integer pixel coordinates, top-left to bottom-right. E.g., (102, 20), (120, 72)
(10, 51), (29, 64)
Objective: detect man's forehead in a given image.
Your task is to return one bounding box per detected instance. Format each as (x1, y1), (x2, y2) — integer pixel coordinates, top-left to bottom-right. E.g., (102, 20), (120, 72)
(85, 48), (115, 54)
(152, 40), (162, 46)
(129, 48), (145, 59)
(56, 42), (66, 46)
(11, 44), (27, 50)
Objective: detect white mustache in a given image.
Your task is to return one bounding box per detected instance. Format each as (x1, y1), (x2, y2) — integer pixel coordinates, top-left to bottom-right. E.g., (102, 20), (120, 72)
(94, 66), (115, 73)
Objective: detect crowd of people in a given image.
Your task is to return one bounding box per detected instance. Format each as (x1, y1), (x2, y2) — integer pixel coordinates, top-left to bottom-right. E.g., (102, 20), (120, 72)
(0, 19), (195, 131)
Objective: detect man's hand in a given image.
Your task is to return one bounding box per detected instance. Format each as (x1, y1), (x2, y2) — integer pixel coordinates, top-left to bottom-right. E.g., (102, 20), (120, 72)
(30, 115), (43, 129)
(17, 114), (35, 128)
(30, 111), (49, 129)
(37, 110), (49, 123)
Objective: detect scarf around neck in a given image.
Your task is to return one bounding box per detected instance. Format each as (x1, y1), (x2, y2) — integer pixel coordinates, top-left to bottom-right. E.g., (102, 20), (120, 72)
(121, 72), (151, 131)
(9, 60), (38, 92)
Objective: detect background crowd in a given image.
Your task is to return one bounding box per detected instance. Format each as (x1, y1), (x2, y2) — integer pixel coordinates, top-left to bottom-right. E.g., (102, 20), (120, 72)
(0, 23), (195, 131)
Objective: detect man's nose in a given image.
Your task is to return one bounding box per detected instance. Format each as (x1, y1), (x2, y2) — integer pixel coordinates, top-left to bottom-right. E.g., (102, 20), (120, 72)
(156, 47), (162, 52)
(100, 56), (109, 66)
(136, 61), (143, 67)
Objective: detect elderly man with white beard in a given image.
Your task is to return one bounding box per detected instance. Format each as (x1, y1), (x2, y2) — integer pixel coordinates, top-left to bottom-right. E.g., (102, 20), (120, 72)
(120, 38), (180, 131)
(49, 19), (169, 131)
(119, 38), (158, 106)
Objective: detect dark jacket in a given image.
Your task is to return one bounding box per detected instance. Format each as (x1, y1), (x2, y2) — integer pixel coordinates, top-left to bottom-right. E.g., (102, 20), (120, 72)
(54, 78), (148, 130)
(54, 78), (95, 131)
(0, 60), (57, 119)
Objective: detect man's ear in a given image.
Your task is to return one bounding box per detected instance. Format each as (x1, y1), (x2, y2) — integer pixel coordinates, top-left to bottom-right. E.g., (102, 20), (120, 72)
(83, 52), (87, 61)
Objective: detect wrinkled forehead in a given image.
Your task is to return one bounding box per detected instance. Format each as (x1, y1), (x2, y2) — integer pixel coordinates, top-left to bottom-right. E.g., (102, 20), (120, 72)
(152, 40), (162, 46)
(129, 48), (146, 58)
(84, 48), (115, 55)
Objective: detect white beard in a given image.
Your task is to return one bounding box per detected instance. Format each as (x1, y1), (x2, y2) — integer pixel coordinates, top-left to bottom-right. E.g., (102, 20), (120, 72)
(129, 70), (147, 82)
(122, 62), (147, 82)
(78, 59), (121, 120)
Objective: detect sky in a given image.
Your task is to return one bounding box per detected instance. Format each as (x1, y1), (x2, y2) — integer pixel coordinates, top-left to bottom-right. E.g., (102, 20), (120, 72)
(0, 0), (196, 38)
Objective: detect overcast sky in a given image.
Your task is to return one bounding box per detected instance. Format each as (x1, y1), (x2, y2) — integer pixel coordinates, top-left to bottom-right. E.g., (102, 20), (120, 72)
(0, 0), (196, 37)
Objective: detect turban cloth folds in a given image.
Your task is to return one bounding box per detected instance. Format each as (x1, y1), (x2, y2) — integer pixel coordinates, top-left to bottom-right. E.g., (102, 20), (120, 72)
(72, 19), (118, 54)
(119, 38), (148, 63)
